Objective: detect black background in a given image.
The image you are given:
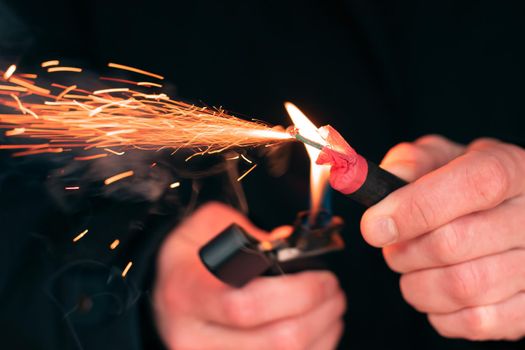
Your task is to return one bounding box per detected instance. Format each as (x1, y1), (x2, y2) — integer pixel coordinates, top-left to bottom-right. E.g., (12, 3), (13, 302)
(1, 1), (524, 349)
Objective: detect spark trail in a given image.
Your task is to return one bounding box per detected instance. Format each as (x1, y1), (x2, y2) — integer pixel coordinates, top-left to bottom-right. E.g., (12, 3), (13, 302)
(0, 62), (292, 158)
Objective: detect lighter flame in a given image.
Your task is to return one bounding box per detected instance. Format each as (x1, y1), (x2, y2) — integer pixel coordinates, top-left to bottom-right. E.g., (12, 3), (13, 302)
(285, 102), (330, 218)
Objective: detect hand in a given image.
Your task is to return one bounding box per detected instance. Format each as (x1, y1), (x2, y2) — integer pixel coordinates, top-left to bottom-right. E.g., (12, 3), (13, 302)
(154, 202), (346, 349)
(361, 135), (525, 341)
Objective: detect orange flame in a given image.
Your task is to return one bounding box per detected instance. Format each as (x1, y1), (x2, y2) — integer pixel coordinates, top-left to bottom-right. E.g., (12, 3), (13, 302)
(285, 102), (330, 219)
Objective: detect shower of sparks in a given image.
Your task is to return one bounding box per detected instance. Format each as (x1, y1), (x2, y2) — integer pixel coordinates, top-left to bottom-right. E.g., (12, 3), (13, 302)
(122, 261), (133, 278)
(73, 229), (89, 242)
(104, 170), (134, 185)
(110, 239), (120, 250)
(0, 61), (293, 159)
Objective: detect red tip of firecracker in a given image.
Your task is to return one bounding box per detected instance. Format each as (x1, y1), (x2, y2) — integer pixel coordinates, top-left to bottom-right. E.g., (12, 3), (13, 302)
(316, 125), (368, 194)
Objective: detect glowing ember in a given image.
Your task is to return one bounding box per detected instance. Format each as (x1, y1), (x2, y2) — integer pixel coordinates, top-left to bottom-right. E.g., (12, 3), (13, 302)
(237, 163), (258, 182)
(5, 128), (25, 136)
(47, 67), (82, 73)
(74, 154), (108, 161)
(73, 229), (89, 242)
(122, 261), (133, 278)
(3, 65), (16, 80)
(108, 62), (164, 80)
(104, 170), (134, 185)
(285, 102), (330, 219)
(240, 154), (253, 164)
(169, 181), (181, 189)
(110, 239), (120, 250)
(41, 60), (59, 68)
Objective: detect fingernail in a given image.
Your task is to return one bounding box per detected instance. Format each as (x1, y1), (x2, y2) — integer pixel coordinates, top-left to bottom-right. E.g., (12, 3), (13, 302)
(368, 216), (398, 247)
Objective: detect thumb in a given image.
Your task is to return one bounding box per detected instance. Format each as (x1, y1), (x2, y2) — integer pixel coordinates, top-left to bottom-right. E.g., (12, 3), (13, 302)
(380, 135), (465, 182)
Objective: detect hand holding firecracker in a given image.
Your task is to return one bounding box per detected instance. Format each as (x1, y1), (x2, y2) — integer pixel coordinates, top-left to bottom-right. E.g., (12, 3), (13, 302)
(359, 136), (525, 341)
(289, 107), (525, 341)
(154, 202), (346, 350)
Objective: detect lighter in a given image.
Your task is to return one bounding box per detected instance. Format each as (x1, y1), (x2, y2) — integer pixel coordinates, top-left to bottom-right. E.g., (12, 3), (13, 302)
(200, 104), (408, 288)
(199, 210), (344, 288)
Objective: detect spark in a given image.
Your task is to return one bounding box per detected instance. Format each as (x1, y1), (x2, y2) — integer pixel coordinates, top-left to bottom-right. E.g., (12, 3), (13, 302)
(3, 65), (16, 80)
(47, 66), (82, 73)
(12, 147), (63, 157)
(110, 239), (120, 250)
(226, 155), (240, 160)
(104, 148), (125, 155)
(121, 261), (133, 278)
(74, 154), (108, 161)
(108, 62), (164, 80)
(0, 85), (27, 92)
(56, 85), (77, 100)
(5, 128), (25, 136)
(169, 181), (180, 189)
(240, 154), (253, 164)
(41, 60), (60, 68)
(65, 186), (80, 190)
(93, 88), (130, 95)
(237, 163), (257, 182)
(137, 82), (162, 88)
(8, 77), (51, 95)
(73, 229), (89, 242)
(104, 170), (134, 185)
(18, 74), (37, 79)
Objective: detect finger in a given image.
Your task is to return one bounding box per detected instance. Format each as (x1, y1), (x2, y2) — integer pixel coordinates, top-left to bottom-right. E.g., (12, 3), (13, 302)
(380, 135), (465, 182)
(362, 139), (525, 247)
(171, 202), (267, 247)
(384, 195), (525, 273)
(400, 249), (525, 313)
(269, 225), (293, 240)
(201, 271), (341, 328)
(310, 320), (344, 350)
(428, 292), (525, 341)
(170, 291), (346, 350)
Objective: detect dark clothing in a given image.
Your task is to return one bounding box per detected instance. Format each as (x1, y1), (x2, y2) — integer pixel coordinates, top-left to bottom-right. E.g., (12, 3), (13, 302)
(1, 0), (524, 349)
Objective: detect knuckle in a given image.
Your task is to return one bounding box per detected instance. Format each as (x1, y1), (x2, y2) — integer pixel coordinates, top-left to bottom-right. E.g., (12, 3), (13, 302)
(406, 193), (435, 230)
(385, 142), (425, 163)
(446, 262), (483, 305)
(465, 152), (510, 207)
(430, 222), (464, 265)
(270, 322), (304, 350)
(428, 316), (455, 339)
(167, 326), (192, 350)
(461, 306), (494, 340)
(382, 245), (407, 273)
(222, 292), (255, 327)
(399, 274), (425, 312)
(468, 137), (500, 150)
(415, 134), (448, 146)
